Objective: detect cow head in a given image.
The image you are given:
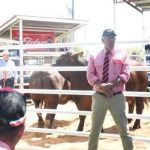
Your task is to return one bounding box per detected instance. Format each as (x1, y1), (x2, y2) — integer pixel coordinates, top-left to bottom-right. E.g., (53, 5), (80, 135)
(55, 51), (87, 82)
(56, 51), (87, 66)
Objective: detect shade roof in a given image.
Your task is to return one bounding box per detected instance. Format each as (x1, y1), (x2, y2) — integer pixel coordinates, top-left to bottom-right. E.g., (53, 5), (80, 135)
(115, 0), (150, 13)
(0, 15), (88, 41)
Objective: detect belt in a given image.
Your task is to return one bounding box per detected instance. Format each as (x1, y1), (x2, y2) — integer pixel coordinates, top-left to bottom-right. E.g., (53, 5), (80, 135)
(97, 91), (122, 96)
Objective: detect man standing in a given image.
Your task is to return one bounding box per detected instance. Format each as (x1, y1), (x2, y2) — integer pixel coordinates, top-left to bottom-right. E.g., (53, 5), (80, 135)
(0, 49), (18, 88)
(86, 29), (133, 150)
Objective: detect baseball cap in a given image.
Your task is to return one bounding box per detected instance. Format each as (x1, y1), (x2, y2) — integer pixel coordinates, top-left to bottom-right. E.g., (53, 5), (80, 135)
(0, 87), (26, 131)
(2, 49), (10, 55)
(102, 29), (117, 38)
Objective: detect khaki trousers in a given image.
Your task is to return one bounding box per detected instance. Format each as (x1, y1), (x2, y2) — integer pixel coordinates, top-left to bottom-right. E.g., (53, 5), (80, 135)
(88, 92), (133, 150)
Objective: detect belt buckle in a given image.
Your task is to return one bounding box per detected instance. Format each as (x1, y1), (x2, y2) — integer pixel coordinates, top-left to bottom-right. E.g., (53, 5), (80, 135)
(113, 91), (122, 95)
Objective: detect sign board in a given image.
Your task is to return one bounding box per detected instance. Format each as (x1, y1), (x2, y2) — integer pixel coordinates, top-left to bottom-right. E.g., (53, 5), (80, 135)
(12, 29), (55, 52)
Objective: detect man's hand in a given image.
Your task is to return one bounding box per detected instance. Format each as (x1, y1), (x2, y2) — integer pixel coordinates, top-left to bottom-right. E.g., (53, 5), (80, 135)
(14, 80), (17, 85)
(100, 83), (114, 97)
(100, 83), (113, 92)
(111, 77), (124, 87)
(93, 80), (101, 92)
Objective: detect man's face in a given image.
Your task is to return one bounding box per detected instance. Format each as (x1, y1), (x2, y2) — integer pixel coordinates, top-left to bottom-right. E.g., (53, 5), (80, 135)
(3, 54), (9, 61)
(102, 36), (116, 51)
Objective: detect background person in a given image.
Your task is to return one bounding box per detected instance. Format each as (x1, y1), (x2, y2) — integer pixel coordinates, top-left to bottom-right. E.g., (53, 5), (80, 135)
(0, 49), (18, 88)
(0, 87), (27, 150)
(130, 51), (137, 61)
(86, 29), (133, 150)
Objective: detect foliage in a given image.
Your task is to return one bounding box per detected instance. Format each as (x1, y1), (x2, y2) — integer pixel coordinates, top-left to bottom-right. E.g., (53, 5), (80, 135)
(125, 47), (145, 62)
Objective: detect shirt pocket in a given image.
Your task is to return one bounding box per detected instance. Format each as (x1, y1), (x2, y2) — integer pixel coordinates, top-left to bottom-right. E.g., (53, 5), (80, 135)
(112, 62), (122, 75)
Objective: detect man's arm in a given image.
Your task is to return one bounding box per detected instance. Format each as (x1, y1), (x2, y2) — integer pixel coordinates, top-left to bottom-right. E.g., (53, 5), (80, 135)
(86, 55), (99, 86)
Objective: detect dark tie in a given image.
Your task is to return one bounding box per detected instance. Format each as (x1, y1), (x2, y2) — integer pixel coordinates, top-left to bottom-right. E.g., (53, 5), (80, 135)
(102, 51), (110, 83)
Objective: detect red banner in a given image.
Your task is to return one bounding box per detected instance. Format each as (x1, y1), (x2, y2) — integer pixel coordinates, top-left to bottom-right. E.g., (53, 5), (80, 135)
(12, 29), (55, 52)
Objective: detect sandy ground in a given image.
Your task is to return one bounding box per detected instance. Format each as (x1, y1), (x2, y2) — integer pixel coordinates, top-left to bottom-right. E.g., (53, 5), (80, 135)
(16, 100), (150, 150)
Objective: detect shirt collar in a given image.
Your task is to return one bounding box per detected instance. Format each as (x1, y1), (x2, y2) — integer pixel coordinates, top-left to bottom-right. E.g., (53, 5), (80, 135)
(103, 49), (112, 56)
(0, 140), (11, 150)
(103, 48), (117, 56)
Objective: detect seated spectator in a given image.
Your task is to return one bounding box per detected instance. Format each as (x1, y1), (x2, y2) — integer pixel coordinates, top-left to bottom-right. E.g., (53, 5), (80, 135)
(0, 87), (27, 150)
(0, 49), (18, 88)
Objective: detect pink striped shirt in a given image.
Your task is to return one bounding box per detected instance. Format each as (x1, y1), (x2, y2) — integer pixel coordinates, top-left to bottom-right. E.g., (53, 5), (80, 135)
(86, 48), (130, 92)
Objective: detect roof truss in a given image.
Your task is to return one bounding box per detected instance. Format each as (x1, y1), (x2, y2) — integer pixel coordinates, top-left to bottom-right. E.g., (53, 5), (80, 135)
(114, 0), (150, 13)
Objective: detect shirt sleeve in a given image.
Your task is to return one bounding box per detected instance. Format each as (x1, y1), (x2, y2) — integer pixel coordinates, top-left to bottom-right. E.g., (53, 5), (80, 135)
(86, 55), (99, 86)
(119, 53), (130, 83)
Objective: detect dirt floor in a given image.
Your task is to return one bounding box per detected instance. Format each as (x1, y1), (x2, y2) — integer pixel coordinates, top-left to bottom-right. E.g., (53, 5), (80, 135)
(16, 100), (150, 150)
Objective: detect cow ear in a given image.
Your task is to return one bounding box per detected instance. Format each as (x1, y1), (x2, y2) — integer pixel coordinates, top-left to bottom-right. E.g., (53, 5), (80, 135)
(72, 51), (83, 58)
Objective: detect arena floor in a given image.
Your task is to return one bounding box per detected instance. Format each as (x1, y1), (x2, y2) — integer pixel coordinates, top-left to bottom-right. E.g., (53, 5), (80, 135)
(16, 100), (150, 150)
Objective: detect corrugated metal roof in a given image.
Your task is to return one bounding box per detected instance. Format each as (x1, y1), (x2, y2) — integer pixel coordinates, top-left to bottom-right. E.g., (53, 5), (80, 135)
(0, 15), (88, 41)
(133, 0), (150, 12)
(115, 0), (150, 13)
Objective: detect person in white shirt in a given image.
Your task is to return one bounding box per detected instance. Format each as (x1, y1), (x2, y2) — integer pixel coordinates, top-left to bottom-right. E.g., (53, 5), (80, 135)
(0, 50), (18, 88)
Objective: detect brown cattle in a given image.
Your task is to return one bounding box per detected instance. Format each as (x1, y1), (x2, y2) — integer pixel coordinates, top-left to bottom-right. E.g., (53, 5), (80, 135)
(29, 71), (71, 129)
(55, 51), (148, 130)
(126, 60), (148, 129)
(56, 52), (91, 131)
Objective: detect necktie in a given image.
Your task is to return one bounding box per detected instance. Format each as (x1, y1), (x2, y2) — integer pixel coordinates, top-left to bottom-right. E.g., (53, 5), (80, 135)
(102, 51), (110, 83)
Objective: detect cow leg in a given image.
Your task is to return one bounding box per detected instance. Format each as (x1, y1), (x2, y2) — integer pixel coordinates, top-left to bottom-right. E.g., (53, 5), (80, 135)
(44, 95), (59, 129)
(77, 115), (86, 131)
(72, 96), (87, 131)
(127, 97), (135, 124)
(77, 113), (104, 133)
(133, 97), (144, 129)
(34, 100), (44, 128)
(45, 112), (56, 129)
(74, 96), (104, 132)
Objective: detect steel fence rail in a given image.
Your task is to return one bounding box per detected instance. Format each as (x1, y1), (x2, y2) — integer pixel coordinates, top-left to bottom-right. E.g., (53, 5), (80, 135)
(16, 89), (150, 98)
(0, 66), (150, 72)
(25, 127), (150, 142)
(27, 108), (150, 120)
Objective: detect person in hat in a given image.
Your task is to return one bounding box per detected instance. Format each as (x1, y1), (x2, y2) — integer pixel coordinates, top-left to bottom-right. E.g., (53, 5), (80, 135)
(86, 29), (133, 150)
(0, 50), (18, 88)
(0, 87), (27, 150)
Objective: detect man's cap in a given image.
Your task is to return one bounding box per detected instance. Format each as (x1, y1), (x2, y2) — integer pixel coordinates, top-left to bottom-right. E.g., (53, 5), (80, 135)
(0, 87), (26, 131)
(2, 49), (10, 55)
(102, 29), (117, 38)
